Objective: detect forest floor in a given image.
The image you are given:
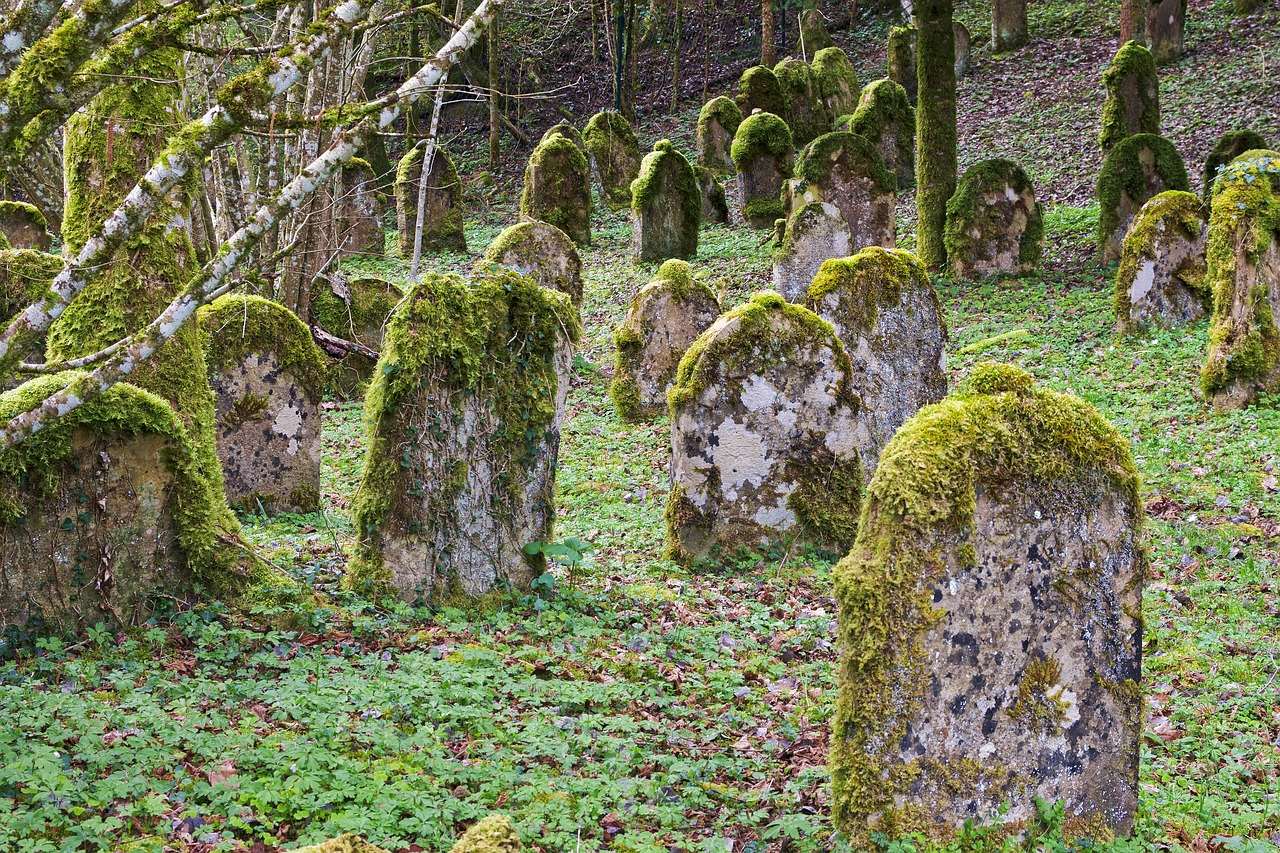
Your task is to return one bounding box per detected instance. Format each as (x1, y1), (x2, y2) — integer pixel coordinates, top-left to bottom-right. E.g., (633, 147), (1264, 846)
(3, 0), (1280, 852)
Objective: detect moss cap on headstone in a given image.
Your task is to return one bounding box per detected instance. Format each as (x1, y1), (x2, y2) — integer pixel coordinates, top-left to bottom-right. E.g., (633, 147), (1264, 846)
(1202, 130), (1269, 201)
(697, 96), (743, 145)
(796, 132), (896, 195)
(541, 123), (584, 151)
(731, 112), (795, 172)
(198, 294), (329, 400)
(1099, 41), (1159, 154)
(1096, 133), (1189, 257)
(944, 158), (1044, 270)
(735, 65), (786, 117)
(1113, 189), (1209, 327)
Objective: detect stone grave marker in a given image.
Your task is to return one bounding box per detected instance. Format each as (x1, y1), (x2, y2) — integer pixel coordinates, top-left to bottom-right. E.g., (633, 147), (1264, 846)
(1096, 133), (1189, 262)
(696, 96), (743, 176)
(631, 140), (701, 263)
(796, 8), (835, 59)
(774, 58), (830, 148)
(694, 166), (729, 224)
(732, 112), (795, 229)
(790, 131), (896, 251)
(583, 111), (642, 210)
(846, 79), (915, 189)
(0, 201), (54, 252)
(310, 275), (404, 397)
(1115, 191), (1209, 333)
(481, 220), (584, 307)
(945, 159), (1044, 279)
(886, 25), (917, 104)
(521, 133), (593, 246)
(1202, 129), (1268, 201)
(812, 47), (860, 124)
(1099, 41), (1159, 155)
(736, 65), (786, 119)
(773, 202), (852, 302)
(338, 158), (384, 257)
(395, 143), (466, 255)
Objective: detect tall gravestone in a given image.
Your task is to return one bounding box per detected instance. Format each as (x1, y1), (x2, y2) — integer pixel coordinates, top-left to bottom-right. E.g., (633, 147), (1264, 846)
(1202, 129), (1268, 201)
(666, 292), (867, 567)
(846, 79), (915, 189)
(338, 159), (384, 257)
(1096, 133), (1189, 262)
(953, 22), (972, 77)
(395, 144), (466, 255)
(696, 96), (743, 176)
(520, 133), (593, 246)
(481, 220), (584, 307)
(812, 47), (860, 127)
(1115, 191), (1209, 333)
(583, 111), (642, 210)
(1145, 0), (1186, 65)
(349, 269), (581, 601)
(0, 201), (54, 252)
(945, 159), (1044, 279)
(831, 362), (1145, 844)
(631, 140), (701, 263)
(610, 260), (720, 422)
(736, 65), (786, 119)
(199, 295), (327, 514)
(310, 275), (404, 397)
(774, 59), (830, 148)
(795, 8), (836, 59)
(886, 25), (917, 104)
(992, 0), (1028, 52)
(732, 112), (795, 229)
(790, 132), (896, 249)
(773, 202), (852, 302)
(1099, 41), (1159, 155)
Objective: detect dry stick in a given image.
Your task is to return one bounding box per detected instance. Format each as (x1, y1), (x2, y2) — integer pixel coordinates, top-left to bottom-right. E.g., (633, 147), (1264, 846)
(409, 83), (446, 282)
(0, 0), (506, 453)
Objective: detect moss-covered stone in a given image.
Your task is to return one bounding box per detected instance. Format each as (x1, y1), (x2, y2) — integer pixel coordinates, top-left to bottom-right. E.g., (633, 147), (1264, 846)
(0, 200), (54, 252)
(773, 58), (829, 148)
(847, 79), (916, 189)
(1216, 148), (1280, 196)
(795, 8), (836, 58)
(1096, 133), (1189, 262)
(696, 96), (743, 176)
(348, 269), (581, 602)
(448, 815), (523, 853)
(520, 134), (593, 246)
(1203, 130), (1269, 201)
(693, 165), (730, 225)
(1144, 0), (1187, 66)
(790, 131), (896, 249)
(631, 140), (701, 263)
(310, 276), (405, 398)
(773, 202), (853, 302)
(480, 221), (584, 307)
(811, 47), (860, 123)
(1099, 41), (1159, 155)
(735, 65), (786, 120)
(583, 111), (642, 210)
(1115, 190), (1210, 333)
(0, 249), (62, 328)
(830, 363), (1145, 843)
(394, 143), (467, 256)
(540, 123), (584, 153)
(945, 158), (1044, 279)
(916, 0), (959, 270)
(886, 25), (918, 105)
(953, 21), (972, 76)
(291, 835), (390, 853)
(732, 112), (795, 229)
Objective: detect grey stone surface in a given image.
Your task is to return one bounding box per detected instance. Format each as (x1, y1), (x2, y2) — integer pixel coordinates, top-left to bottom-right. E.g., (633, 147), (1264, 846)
(0, 201), (52, 251)
(482, 220), (584, 307)
(338, 160), (384, 257)
(1116, 192), (1209, 333)
(773, 202), (853, 302)
(789, 132), (895, 253)
(631, 141), (700, 263)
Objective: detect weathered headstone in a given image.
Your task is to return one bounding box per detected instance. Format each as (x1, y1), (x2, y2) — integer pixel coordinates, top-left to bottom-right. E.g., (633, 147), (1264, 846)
(694, 165), (730, 225)
(773, 58), (830, 148)
(886, 25), (917, 105)
(1202, 129), (1269, 201)
(631, 140), (701, 263)
(583, 110), (642, 210)
(395, 143), (466, 255)
(732, 112), (795, 229)
(790, 131), (896, 251)
(1115, 191), (1209, 333)
(696, 96), (743, 176)
(847, 79), (915, 189)
(310, 275), (404, 397)
(1096, 133), (1189, 262)
(831, 362), (1145, 844)
(736, 65), (786, 119)
(338, 158), (384, 257)
(481, 220), (584, 307)
(666, 291), (866, 567)
(795, 8), (836, 59)
(992, 0), (1029, 52)
(812, 47), (860, 122)
(1144, 0), (1186, 65)
(541, 122), (585, 152)
(349, 269), (581, 601)
(199, 294), (327, 514)
(945, 159), (1044, 279)
(806, 247), (948, 469)
(610, 259), (720, 422)
(1099, 41), (1159, 155)
(953, 20), (972, 76)
(773, 202), (852, 302)
(0, 201), (54, 252)
(520, 133), (593, 246)
(1201, 151), (1280, 408)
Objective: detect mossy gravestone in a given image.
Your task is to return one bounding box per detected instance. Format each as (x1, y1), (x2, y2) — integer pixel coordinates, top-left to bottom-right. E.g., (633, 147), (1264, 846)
(830, 363), (1145, 844)
(338, 159), (384, 257)
(541, 123), (584, 152)
(953, 21), (972, 77)
(992, 0), (1029, 53)
(1144, 0), (1186, 66)
(311, 276), (404, 397)
(520, 134), (592, 246)
(481, 220), (584, 307)
(666, 292), (867, 568)
(773, 202), (852, 302)
(694, 165), (730, 225)
(1097, 133), (1189, 262)
(0, 201), (54, 252)
(846, 79), (915, 189)
(583, 111), (642, 211)
(806, 248), (948, 470)
(696, 97), (743, 176)
(1200, 152), (1280, 409)
(1099, 41), (1159, 155)
(349, 269), (581, 602)
(812, 47), (860, 122)
(610, 260), (720, 422)
(886, 25), (917, 105)
(945, 159), (1044, 280)
(774, 59), (829, 148)
(736, 65), (786, 119)
(199, 295), (327, 514)
(1202, 129), (1268, 202)
(1115, 191), (1209, 334)
(395, 143), (466, 255)
(732, 112), (795, 229)
(791, 132), (896, 251)
(796, 8), (835, 58)
(298, 815), (522, 853)
(631, 140), (701, 263)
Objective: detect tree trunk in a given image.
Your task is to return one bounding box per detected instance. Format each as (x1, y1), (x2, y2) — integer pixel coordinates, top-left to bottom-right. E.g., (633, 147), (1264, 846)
(1119, 0), (1145, 46)
(671, 0), (682, 113)
(762, 0), (776, 66)
(991, 0), (1027, 52)
(915, 0), (956, 270)
(489, 11), (501, 169)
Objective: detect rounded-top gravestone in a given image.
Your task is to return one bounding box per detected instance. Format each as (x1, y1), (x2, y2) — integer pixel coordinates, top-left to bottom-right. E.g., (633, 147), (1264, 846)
(796, 8), (835, 58)
(583, 111), (642, 210)
(773, 58), (829, 148)
(521, 133), (593, 246)
(791, 131), (896, 251)
(736, 65), (786, 119)
(541, 122), (585, 152)
(811, 47), (860, 124)
(886, 25), (917, 104)
(694, 165), (730, 225)
(732, 112), (795, 229)
(395, 144), (466, 255)
(773, 202), (852, 302)
(1096, 133), (1189, 262)
(1115, 190), (1210, 333)
(631, 140), (701, 263)
(0, 201), (54, 252)
(847, 79), (915, 189)
(696, 96), (743, 176)
(1202, 129), (1269, 201)
(339, 158), (384, 257)
(310, 275), (404, 397)
(945, 159), (1044, 279)
(481, 220), (584, 307)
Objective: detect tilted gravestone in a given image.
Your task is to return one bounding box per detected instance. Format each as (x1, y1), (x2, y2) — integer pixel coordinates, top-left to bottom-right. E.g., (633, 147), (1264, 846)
(774, 59), (830, 148)
(806, 247), (948, 471)
(795, 8), (835, 59)
(846, 79), (915, 189)
(694, 166), (730, 225)
(831, 362), (1145, 845)
(0, 201), (54, 252)
(1096, 133), (1189, 262)
(310, 275), (404, 397)
(631, 140), (701, 263)
(945, 159), (1044, 279)
(349, 269), (581, 602)
(812, 47), (860, 126)
(1099, 41), (1159, 155)
(773, 202), (852, 302)
(199, 295), (327, 514)
(481, 220), (584, 307)
(520, 133), (593, 246)
(1115, 191), (1209, 334)
(338, 158), (384, 257)
(790, 132), (896, 251)
(732, 112), (795, 229)
(886, 25), (917, 104)
(610, 259), (720, 422)
(583, 111), (642, 210)
(696, 96), (743, 176)
(395, 144), (466, 255)
(1202, 129), (1268, 201)
(735, 65), (786, 119)
(666, 291), (867, 568)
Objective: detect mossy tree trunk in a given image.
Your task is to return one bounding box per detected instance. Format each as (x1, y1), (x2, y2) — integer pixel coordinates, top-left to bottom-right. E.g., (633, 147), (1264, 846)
(762, 0), (777, 66)
(915, 0), (957, 270)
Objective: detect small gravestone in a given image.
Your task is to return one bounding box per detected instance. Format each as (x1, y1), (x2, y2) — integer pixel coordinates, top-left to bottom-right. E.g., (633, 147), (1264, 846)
(0, 201), (53, 252)
(349, 269), (581, 602)
(610, 259), (720, 422)
(946, 159), (1044, 279)
(806, 247), (948, 469)
(1145, 0), (1186, 65)
(697, 97), (743, 176)
(1202, 129), (1268, 201)
(481, 220), (584, 307)
(521, 133), (593, 246)
(1097, 133), (1189, 262)
(694, 165), (730, 225)
(796, 8), (835, 59)
(541, 123), (584, 152)
(886, 25), (917, 104)
(736, 65), (786, 119)
(199, 295), (327, 514)
(1116, 191), (1209, 333)
(953, 21), (972, 76)
(773, 202), (852, 302)
(1099, 41), (1159, 155)
(831, 363), (1145, 844)
(732, 112), (795, 229)
(791, 132), (896, 251)
(631, 140), (701, 263)
(583, 111), (642, 210)
(666, 291), (867, 567)
(310, 275), (403, 397)
(395, 143), (466, 255)
(992, 0), (1029, 52)
(812, 47), (860, 121)
(847, 79), (915, 189)
(339, 158), (384, 257)
(1201, 152), (1280, 408)
(774, 59), (829, 148)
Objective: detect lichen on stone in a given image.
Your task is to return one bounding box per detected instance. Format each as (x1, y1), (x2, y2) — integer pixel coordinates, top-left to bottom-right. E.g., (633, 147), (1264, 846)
(630, 139), (701, 263)
(198, 294), (328, 401)
(944, 158), (1044, 278)
(520, 133), (593, 246)
(480, 220), (584, 307)
(1114, 190), (1210, 333)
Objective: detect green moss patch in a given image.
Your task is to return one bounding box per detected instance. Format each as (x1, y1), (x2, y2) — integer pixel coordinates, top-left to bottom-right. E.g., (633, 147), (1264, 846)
(198, 294), (329, 401)
(1114, 190), (1209, 328)
(1099, 41), (1160, 154)
(394, 144), (466, 255)
(735, 65), (785, 119)
(1202, 130), (1269, 201)
(1096, 133), (1190, 259)
(0, 249), (63, 326)
(796, 132), (896, 197)
(520, 134), (593, 246)
(583, 111), (642, 210)
(730, 112), (794, 173)
(944, 158), (1044, 274)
